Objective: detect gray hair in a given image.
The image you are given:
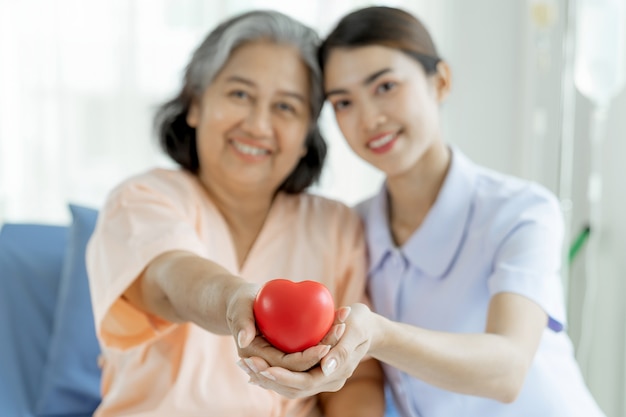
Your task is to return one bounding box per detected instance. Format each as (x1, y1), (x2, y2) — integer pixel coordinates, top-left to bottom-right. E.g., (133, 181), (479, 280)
(155, 10), (327, 194)
(187, 10), (323, 118)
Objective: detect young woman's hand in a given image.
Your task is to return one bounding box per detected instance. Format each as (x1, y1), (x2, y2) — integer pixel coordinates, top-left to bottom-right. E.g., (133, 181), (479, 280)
(236, 306), (351, 373)
(236, 303), (379, 398)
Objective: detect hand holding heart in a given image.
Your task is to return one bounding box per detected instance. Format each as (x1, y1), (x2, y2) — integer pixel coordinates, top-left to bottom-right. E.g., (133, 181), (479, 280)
(239, 303), (375, 399)
(253, 279), (336, 353)
(236, 279), (344, 373)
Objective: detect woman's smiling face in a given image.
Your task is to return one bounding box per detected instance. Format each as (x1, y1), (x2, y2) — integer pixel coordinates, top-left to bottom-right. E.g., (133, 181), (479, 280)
(187, 40), (311, 194)
(324, 45), (448, 178)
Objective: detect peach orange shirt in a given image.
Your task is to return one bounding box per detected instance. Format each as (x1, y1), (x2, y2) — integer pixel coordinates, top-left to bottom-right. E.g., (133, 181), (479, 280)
(86, 168), (367, 417)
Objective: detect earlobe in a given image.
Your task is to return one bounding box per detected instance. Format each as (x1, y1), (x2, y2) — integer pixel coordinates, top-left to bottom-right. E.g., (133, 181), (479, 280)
(435, 61), (452, 102)
(187, 100), (199, 128)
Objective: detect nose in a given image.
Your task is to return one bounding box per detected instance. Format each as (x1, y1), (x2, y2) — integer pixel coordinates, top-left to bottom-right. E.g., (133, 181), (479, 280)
(359, 99), (386, 132)
(242, 104), (273, 138)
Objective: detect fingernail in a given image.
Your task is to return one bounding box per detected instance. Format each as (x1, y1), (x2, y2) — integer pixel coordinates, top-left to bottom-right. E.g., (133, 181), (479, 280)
(244, 358), (258, 373)
(248, 379), (259, 386)
(236, 360), (252, 375)
(322, 358), (337, 376)
(338, 307), (351, 323)
(260, 371), (276, 381)
(237, 330), (246, 348)
(319, 345), (331, 357)
(335, 323), (346, 339)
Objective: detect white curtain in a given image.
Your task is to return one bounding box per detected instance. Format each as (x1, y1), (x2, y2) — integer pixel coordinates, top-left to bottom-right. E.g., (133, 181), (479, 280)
(0, 0), (440, 224)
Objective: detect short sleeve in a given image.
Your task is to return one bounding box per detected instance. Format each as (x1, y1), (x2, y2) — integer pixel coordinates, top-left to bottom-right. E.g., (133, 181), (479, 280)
(86, 170), (208, 350)
(487, 187), (567, 332)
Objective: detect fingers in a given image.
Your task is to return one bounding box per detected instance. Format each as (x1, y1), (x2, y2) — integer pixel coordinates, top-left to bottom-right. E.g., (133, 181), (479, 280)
(318, 305), (351, 347)
(319, 322), (346, 347)
(237, 356), (270, 376)
(240, 337), (330, 371)
(234, 304), (368, 399)
(226, 283), (260, 349)
(321, 343), (350, 376)
(231, 313), (256, 349)
(336, 306), (352, 323)
(238, 335), (275, 358)
(319, 304), (372, 376)
(242, 363), (345, 399)
(279, 344), (330, 371)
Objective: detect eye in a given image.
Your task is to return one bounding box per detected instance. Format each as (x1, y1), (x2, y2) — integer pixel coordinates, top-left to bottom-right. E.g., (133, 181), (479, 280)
(376, 81), (396, 94)
(229, 89), (250, 100)
(275, 101), (296, 114)
(332, 99), (351, 111)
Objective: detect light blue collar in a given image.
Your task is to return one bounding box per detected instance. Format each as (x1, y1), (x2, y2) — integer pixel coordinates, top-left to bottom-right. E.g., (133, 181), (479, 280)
(365, 147), (478, 278)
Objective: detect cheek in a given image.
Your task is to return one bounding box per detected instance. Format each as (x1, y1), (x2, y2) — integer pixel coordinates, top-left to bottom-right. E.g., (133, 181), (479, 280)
(211, 109), (226, 122)
(282, 121), (309, 151)
(335, 113), (359, 146)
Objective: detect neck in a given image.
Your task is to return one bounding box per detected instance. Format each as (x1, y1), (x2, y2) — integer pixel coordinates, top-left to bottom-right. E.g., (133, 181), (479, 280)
(386, 143), (451, 246)
(198, 173), (277, 266)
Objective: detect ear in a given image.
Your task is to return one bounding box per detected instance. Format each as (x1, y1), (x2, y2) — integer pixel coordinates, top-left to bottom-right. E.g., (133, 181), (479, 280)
(434, 61), (452, 103)
(186, 98), (200, 128)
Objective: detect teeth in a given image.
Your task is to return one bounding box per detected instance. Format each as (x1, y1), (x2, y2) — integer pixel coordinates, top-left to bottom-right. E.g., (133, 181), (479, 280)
(369, 133), (395, 149)
(231, 141), (270, 156)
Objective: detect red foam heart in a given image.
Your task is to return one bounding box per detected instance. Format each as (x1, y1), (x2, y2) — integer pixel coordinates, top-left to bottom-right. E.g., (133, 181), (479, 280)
(253, 279), (335, 353)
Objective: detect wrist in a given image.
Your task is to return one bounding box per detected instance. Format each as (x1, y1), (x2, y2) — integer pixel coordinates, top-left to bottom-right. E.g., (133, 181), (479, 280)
(368, 311), (388, 358)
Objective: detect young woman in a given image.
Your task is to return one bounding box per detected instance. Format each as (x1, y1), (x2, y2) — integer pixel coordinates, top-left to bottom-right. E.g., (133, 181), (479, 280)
(86, 10), (383, 417)
(243, 6), (605, 417)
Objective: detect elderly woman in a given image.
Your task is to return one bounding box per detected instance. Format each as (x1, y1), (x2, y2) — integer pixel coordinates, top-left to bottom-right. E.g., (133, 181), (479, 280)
(86, 10), (383, 417)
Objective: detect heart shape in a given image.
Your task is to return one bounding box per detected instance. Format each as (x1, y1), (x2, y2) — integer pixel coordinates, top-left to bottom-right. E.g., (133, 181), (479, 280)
(253, 279), (335, 353)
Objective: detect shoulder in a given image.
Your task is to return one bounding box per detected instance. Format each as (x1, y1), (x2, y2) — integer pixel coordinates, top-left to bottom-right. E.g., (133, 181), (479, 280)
(285, 192), (361, 225)
(108, 168), (201, 206)
(476, 167), (560, 215)
(472, 166), (563, 238)
(280, 193), (364, 245)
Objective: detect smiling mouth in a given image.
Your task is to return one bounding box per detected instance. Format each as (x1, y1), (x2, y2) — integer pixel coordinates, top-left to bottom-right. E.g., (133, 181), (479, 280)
(230, 140), (271, 156)
(368, 132), (397, 150)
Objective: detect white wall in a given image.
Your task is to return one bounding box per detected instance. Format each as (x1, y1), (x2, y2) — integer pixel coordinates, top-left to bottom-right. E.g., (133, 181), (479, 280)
(439, 1), (626, 415)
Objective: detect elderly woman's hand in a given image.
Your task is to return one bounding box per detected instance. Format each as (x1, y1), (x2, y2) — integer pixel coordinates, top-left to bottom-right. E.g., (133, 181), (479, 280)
(236, 304), (376, 398)
(236, 306), (351, 373)
(223, 281), (261, 350)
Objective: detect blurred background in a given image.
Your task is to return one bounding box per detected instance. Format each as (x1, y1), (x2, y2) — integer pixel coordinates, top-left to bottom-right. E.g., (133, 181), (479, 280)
(0, 0), (624, 415)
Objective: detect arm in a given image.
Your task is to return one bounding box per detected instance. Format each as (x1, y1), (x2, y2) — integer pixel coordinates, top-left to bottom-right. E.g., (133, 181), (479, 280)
(248, 295), (545, 404)
(366, 293), (547, 402)
(318, 358), (385, 417)
(123, 250), (258, 347)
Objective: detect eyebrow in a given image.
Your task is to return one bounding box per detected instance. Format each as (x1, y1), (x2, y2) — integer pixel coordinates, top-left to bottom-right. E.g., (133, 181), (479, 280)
(225, 75), (306, 102)
(325, 68), (392, 98)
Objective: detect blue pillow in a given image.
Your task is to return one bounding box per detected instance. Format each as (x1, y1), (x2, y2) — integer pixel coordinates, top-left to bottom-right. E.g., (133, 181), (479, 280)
(0, 223), (68, 415)
(36, 205), (102, 416)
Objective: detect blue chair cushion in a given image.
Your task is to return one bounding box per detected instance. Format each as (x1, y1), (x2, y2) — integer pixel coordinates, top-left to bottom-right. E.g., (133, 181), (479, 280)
(36, 204), (102, 416)
(0, 223), (68, 416)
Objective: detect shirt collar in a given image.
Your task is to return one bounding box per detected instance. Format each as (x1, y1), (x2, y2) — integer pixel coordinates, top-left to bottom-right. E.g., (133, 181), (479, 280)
(365, 147), (478, 278)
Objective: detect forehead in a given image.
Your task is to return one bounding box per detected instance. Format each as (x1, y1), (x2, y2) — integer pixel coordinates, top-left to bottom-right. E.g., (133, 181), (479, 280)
(216, 40), (310, 92)
(324, 45), (416, 88)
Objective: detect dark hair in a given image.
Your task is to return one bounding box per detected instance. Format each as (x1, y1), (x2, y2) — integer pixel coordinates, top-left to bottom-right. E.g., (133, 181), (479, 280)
(319, 6), (442, 75)
(154, 10), (327, 194)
